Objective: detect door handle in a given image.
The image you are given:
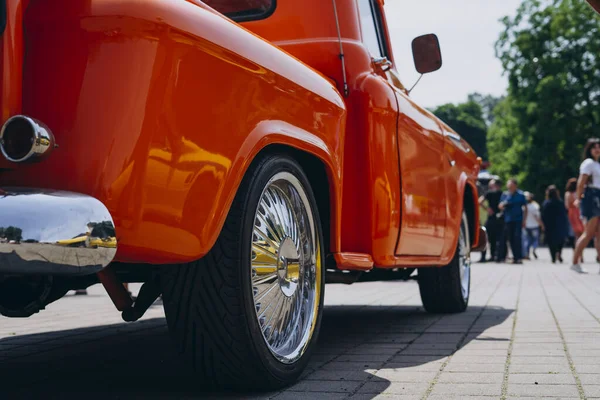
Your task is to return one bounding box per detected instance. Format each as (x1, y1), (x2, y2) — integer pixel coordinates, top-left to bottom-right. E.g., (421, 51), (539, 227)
(444, 131), (461, 142)
(372, 56), (392, 72)
(444, 131), (471, 153)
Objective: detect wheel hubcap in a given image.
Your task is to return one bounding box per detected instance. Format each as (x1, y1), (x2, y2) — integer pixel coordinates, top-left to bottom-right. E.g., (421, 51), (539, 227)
(458, 218), (471, 301)
(277, 237), (301, 297)
(251, 172), (321, 364)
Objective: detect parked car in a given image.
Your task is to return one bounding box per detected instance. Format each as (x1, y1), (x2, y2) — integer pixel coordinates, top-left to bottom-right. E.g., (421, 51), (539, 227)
(0, 0), (487, 390)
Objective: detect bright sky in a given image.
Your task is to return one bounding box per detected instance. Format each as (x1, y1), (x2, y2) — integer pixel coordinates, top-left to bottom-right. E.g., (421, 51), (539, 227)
(384, 0), (522, 108)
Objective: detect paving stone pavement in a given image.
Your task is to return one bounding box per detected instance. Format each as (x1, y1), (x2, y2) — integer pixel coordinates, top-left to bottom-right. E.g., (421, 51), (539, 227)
(1, 248), (600, 399)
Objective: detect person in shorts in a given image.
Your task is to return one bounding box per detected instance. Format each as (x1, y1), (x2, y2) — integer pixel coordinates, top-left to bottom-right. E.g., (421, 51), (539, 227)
(571, 138), (600, 273)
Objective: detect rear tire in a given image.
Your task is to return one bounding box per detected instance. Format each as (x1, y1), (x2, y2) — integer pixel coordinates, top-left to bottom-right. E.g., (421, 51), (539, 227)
(418, 211), (471, 313)
(160, 154), (325, 390)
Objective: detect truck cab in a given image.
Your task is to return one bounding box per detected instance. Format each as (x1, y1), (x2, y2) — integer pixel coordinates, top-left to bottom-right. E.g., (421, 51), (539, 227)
(239, 0), (482, 268)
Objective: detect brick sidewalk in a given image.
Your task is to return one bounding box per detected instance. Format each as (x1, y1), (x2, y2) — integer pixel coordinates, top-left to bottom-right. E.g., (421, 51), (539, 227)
(1, 249), (600, 399)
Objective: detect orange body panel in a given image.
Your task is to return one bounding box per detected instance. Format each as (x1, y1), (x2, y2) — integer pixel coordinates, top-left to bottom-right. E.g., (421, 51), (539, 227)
(0, 0), (346, 264)
(334, 252), (374, 271)
(244, 0), (480, 268)
(0, 0), (480, 269)
(0, 0), (26, 173)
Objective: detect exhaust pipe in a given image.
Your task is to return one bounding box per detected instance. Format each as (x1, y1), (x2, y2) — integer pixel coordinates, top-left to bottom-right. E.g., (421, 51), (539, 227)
(0, 115), (56, 163)
(0, 275), (53, 318)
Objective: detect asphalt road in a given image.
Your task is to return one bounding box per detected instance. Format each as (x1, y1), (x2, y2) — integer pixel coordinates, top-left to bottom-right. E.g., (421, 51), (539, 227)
(2, 249), (600, 399)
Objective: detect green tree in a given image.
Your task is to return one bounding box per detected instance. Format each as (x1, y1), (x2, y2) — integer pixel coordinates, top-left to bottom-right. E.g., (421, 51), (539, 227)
(3, 226), (23, 242)
(491, 0), (600, 198)
(487, 96), (527, 184)
(468, 93), (505, 127)
(433, 100), (488, 159)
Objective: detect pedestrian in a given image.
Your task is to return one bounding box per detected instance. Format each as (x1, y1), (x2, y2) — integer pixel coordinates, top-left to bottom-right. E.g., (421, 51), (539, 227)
(571, 137), (600, 273)
(478, 179), (503, 262)
(498, 178), (528, 264)
(476, 180), (488, 262)
(542, 185), (569, 263)
(523, 192), (543, 260)
(565, 177), (585, 263)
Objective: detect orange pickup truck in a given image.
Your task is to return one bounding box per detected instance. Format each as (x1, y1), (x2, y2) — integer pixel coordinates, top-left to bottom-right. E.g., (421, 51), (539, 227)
(0, 0), (488, 389)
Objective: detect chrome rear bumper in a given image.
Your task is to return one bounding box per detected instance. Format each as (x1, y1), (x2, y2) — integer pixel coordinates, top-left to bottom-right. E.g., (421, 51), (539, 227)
(0, 188), (117, 276)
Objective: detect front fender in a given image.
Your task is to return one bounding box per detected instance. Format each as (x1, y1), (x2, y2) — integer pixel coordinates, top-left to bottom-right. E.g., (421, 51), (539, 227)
(442, 172), (480, 261)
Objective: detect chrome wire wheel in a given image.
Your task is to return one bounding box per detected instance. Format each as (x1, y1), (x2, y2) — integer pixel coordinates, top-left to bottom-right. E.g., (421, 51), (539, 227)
(458, 213), (471, 302)
(251, 172), (321, 364)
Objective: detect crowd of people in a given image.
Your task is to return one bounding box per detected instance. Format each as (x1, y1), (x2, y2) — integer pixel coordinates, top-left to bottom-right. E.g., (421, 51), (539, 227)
(479, 138), (600, 273)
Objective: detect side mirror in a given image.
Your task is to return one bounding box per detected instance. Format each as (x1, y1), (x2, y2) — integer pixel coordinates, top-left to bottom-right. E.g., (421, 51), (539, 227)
(411, 34), (442, 74)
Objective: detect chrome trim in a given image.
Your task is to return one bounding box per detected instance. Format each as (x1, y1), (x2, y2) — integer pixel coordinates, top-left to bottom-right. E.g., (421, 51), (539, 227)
(0, 188), (116, 276)
(331, 0), (349, 96)
(444, 129), (471, 153)
(472, 226), (488, 253)
(0, 116), (56, 163)
(251, 172), (321, 364)
(444, 130), (462, 141)
(372, 56), (393, 72)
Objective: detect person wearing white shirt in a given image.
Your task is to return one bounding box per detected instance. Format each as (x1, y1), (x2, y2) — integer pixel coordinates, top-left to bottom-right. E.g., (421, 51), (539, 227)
(572, 138), (600, 273)
(523, 192), (544, 260)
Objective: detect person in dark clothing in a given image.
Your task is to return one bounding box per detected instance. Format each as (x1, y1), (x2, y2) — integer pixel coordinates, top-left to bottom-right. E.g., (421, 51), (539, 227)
(542, 185), (569, 263)
(479, 179), (503, 262)
(498, 178), (528, 264)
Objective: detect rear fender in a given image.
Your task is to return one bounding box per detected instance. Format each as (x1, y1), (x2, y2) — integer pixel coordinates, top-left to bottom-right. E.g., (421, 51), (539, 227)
(207, 120), (344, 262)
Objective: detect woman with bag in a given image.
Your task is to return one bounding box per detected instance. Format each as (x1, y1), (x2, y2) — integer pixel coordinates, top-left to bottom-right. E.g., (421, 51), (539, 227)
(542, 186), (569, 263)
(571, 138), (600, 273)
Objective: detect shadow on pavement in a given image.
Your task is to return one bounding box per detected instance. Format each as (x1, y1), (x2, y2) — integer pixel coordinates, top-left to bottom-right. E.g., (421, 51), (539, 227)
(0, 304), (513, 399)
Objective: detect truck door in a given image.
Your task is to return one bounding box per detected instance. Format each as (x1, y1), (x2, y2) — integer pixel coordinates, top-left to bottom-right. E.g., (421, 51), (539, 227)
(392, 87), (447, 256)
(358, 0), (447, 256)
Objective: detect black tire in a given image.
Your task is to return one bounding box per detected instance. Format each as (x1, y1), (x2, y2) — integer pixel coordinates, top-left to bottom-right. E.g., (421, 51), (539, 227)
(418, 211), (471, 313)
(160, 154), (325, 390)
